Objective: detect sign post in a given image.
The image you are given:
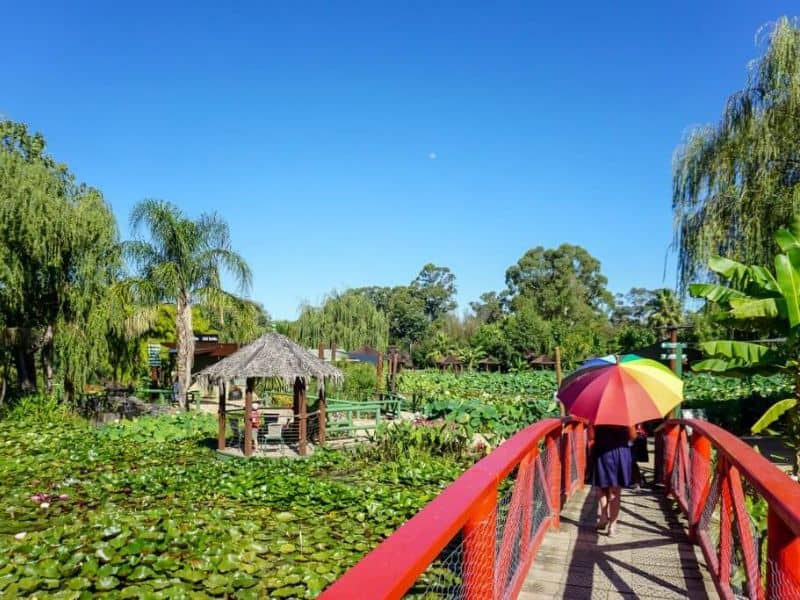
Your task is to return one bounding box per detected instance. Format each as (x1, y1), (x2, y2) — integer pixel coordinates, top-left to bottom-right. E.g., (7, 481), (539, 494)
(661, 327), (686, 418)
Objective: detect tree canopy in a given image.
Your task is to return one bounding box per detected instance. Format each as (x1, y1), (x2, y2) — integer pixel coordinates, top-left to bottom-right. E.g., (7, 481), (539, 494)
(673, 17), (800, 289)
(295, 290), (389, 351)
(0, 120), (123, 395)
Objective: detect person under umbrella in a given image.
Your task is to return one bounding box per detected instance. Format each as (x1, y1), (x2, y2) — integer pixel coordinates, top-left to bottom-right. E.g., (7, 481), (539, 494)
(558, 354), (683, 537)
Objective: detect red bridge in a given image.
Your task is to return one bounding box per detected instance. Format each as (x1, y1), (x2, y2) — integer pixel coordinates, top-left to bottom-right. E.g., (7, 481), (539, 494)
(321, 418), (800, 599)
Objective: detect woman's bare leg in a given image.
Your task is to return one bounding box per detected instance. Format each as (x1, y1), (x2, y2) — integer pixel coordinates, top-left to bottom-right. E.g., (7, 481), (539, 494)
(597, 487), (609, 528)
(608, 487), (622, 535)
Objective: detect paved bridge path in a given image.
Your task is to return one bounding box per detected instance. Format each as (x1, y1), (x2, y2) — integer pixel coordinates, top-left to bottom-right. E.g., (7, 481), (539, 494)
(520, 485), (717, 599)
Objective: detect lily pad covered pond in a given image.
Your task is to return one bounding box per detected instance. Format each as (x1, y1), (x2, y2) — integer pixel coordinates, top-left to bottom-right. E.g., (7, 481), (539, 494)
(0, 412), (468, 598)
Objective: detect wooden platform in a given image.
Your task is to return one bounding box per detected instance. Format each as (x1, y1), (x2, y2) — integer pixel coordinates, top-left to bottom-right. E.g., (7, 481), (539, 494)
(520, 485), (718, 599)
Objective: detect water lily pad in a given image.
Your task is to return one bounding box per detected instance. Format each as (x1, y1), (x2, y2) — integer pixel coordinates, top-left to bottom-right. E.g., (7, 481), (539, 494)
(37, 558), (61, 579)
(274, 512), (295, 523)
(175, 568), (204, 583)
(67, 576), (91, 590)
(18, 577), (40, 593)
(231, 573), (257, 589)
(129, 565), (154, 581)
(96, 575), (120, 591)
(279, 543), (296, 554)
(203, 572), (229, 591)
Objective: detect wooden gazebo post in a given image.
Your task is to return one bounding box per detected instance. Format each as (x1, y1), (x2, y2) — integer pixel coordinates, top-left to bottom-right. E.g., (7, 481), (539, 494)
(217, 380), (227, 451)
(294, 377), (308, 456)
(376, 352), (384, 400)
(318, 379), (326, 445)
(244, 378), (254, 457)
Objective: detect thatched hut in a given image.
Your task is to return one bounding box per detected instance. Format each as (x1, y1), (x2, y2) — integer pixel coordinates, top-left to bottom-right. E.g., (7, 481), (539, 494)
(526, 353), (556, 370)
(438, 354), (464, 373)
(477, 356), (502, 372)
(195, 332), (343, 457)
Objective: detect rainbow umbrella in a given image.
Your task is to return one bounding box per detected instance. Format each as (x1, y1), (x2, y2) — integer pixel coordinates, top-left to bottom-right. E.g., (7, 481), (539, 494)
(557, 354), (683, 426)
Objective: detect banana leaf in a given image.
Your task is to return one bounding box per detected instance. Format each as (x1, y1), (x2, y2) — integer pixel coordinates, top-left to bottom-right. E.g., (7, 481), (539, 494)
(751, 398), (798, 433)
(688, 283), (745, 304)
(728, 297), (780, 320)
(708, 256), (752, 286)
(698, 340), (772, 363)
(774, 254), (800, 328)
(747, 266), (781, 294)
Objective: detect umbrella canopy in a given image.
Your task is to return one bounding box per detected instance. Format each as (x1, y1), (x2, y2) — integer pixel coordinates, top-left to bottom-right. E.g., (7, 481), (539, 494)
(557, 354), (683, 426)
(194, 332), (343, 384)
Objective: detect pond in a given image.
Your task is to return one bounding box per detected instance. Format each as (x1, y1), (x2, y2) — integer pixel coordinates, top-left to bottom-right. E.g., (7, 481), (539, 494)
(0, 412), (469, 598)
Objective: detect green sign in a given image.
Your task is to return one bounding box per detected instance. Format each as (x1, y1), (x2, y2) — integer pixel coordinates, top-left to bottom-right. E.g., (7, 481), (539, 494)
(660, 341), (686, 349)
(148, 344), (162, 367)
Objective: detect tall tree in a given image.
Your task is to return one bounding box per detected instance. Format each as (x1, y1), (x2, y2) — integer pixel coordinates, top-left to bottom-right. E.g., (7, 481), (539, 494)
(505, 244), (614, 321)
(673, 17), (800, 289)
(0, 120), (123, 395)
(126, 200), (252, 408)
(411, 263), (457, 321)
(470, 291), (506, 324)
(295, 290), (389, 351)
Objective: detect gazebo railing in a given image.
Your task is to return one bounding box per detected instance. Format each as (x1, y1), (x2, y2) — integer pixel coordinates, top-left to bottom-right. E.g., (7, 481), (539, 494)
(225, 410), (321, 456)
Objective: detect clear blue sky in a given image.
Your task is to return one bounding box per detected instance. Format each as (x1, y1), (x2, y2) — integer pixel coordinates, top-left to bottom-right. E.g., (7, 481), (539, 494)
(4, 1), (797, 319)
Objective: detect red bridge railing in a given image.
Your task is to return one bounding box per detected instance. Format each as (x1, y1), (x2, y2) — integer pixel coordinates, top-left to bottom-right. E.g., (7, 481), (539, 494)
(320, 418), (587, 599)
(659, 419), (800, 599)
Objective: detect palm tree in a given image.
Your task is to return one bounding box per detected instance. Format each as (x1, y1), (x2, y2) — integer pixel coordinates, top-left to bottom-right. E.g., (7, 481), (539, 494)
(125, 200), (252, 408)
(645, 289), (684, 331)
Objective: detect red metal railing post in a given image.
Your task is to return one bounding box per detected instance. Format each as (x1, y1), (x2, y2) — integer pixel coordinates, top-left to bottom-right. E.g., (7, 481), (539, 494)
(718, 458), (732, 590)
(561, 423), (573, 502)
(767, 507), (800, 599)
(689, 431), (711, 542)
(576, 421), (586, 488)
(663, 422), (680, 490)
(463, 485), (497, 600)
(546, 428), (562, 529)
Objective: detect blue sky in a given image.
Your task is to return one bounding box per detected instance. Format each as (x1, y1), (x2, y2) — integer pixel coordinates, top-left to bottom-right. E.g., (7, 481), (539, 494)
(4, 1), (797, 319)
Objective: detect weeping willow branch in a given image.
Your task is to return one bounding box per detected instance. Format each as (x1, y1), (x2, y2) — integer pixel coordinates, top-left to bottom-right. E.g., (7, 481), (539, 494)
(673, 17), (800, 290)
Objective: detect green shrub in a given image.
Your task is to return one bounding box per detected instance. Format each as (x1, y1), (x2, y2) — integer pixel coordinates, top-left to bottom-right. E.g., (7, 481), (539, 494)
(372, 419), (471, 461)
(337, 361), (377, 401)
(3, 393), (72, 423)
(95, 411), (217, 442)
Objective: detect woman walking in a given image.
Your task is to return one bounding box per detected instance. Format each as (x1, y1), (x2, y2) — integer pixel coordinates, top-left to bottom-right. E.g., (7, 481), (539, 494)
(592, 425), (636, 537)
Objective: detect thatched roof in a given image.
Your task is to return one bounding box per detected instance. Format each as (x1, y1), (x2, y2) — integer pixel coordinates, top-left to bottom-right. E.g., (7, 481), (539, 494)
(527, 353), (556, 365)
(438, 354), (463, 366)
(478, 356), (500, 365)
(194, 332), (343, 383)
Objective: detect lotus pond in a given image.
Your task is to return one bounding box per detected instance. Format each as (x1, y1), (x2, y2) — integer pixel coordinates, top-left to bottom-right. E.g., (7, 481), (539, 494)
(0, 412), (472, 598)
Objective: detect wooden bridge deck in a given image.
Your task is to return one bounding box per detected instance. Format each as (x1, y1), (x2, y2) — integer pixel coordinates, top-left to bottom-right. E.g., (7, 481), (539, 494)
(520, 485), (718, 599)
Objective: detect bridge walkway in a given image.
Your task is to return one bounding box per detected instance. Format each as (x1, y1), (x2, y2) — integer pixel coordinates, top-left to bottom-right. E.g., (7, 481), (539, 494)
(521, 485), (717, 599)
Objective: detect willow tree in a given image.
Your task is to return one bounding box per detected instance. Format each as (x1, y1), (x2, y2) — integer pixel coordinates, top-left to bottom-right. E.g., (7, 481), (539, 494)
(0, 120), (123, 395)
(673, 17), (800, 289)
(296, 290), (389, 351)
(126, 200), (252, 408)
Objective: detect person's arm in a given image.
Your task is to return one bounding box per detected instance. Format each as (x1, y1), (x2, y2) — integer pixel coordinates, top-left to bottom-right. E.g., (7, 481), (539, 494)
(628, 426), (636, 441)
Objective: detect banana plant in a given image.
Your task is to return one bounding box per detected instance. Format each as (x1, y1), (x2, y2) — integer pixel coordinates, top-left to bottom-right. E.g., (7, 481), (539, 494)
(690, 217), (800, 472)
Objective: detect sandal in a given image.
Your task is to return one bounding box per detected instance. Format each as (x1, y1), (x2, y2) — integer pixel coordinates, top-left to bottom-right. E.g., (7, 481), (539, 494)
(596, 518), (608, 531)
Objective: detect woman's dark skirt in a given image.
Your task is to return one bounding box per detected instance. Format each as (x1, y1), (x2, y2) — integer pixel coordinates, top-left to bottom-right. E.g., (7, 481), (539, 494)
(592, 445), (633, 488)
